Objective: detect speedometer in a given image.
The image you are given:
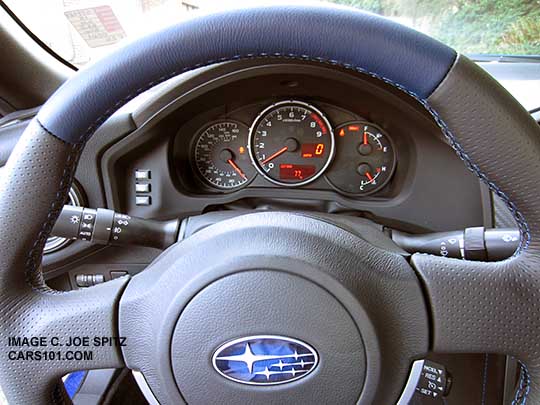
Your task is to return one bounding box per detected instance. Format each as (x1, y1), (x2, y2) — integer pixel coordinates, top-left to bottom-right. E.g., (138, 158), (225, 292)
(249, 101), (335, 186)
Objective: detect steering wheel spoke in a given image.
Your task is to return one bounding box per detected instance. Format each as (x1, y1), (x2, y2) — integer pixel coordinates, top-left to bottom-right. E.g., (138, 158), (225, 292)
(411, 253), (540, 401)
(412, 254), (538, 355)
(0, 278), (128, 404)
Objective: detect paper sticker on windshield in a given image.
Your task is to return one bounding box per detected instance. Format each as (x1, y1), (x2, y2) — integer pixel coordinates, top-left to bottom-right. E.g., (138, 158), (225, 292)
(65, 5), (126, 48)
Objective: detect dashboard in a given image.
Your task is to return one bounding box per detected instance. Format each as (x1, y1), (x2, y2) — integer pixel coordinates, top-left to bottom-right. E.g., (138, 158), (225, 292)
(116, 60), (483, 233)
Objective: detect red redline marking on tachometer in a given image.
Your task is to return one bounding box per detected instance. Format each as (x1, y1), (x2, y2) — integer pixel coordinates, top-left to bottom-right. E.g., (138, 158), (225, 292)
(227, 159), (247, 180)
(261, 146), (288, 164)
(310, 113), (327, 134)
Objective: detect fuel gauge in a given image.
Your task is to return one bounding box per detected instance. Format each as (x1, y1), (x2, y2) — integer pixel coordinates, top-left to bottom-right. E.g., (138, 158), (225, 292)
(325, 122), (396, 195)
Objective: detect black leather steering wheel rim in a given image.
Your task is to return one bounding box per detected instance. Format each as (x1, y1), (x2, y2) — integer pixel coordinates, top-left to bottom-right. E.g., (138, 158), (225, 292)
(1, 4), (539, 404)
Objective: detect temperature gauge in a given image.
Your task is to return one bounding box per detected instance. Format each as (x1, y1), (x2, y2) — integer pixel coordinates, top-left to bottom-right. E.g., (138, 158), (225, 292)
(325, 121), (396, 195)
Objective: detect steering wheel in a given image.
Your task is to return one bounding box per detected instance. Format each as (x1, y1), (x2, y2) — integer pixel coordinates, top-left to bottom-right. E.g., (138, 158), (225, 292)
(1, 5), (539, 404)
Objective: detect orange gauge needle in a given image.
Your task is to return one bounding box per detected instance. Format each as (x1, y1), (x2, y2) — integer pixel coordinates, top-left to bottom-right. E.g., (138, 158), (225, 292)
(365, 172), (374, 182)
(261, 146), (288, 165)
(363, 131), (368, 145)
(227, 159), (247, 180)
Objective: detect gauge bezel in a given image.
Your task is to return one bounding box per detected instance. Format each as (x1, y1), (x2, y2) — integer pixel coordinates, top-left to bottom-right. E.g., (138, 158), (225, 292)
(191, 119), (255, 191)
(324, 120), (397, 197)
(248, 100), (335, 187)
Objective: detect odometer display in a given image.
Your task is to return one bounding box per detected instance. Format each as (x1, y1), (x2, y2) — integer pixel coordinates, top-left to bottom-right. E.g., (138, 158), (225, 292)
(279, 164), (316, 180)
(249, 101), (335, 186)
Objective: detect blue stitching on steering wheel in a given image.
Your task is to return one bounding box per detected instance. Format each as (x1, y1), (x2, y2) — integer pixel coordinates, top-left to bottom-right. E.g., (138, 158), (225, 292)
(512, 361), (530, 404)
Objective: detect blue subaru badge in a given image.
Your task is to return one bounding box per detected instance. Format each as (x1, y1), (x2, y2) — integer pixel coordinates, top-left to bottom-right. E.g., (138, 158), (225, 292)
(212, 335), (319, 385)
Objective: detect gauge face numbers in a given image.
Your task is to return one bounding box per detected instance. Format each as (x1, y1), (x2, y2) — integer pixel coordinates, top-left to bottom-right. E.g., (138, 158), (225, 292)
(249, 101), (335, 186)
(193, 121), (255, 190)
(325, 122), (396, 195)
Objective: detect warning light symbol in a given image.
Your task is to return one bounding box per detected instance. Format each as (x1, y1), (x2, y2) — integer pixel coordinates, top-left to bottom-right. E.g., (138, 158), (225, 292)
(239, 146), (246, 154)
(339, 129), (345, 137)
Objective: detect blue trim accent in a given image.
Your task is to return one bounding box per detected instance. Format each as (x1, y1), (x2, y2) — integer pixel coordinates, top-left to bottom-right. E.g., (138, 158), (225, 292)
(36, 5), (456, 144)
(63, 371), (86, 399)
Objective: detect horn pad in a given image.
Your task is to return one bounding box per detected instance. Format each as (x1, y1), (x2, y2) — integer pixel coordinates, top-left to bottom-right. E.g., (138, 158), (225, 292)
(171, 270), (365, 404)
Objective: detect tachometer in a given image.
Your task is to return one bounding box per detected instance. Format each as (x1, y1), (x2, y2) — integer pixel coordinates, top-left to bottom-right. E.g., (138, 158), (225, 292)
(249, 101), (335, 186)
(325, 121), (396, 195)
(193, 121), (255, 190)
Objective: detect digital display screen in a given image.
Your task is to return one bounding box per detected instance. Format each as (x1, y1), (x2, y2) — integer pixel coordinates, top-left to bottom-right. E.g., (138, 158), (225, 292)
(280, 164), (316, 180)
(301, 143), (325, 158)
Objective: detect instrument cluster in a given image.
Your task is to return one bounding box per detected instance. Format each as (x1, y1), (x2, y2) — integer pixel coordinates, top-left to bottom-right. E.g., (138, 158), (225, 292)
(189, 100), (397, 196)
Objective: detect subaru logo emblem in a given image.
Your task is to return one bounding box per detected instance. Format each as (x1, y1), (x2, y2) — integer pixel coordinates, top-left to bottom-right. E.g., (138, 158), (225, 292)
(212, 335), (319, 385)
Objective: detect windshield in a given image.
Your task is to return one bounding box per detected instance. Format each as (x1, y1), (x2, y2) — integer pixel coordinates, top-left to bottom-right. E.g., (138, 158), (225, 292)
(3, 0), (540, 68)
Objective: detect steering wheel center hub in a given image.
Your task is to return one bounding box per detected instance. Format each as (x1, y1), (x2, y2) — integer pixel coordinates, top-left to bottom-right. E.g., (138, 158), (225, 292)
(171, 270), (365, 403)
